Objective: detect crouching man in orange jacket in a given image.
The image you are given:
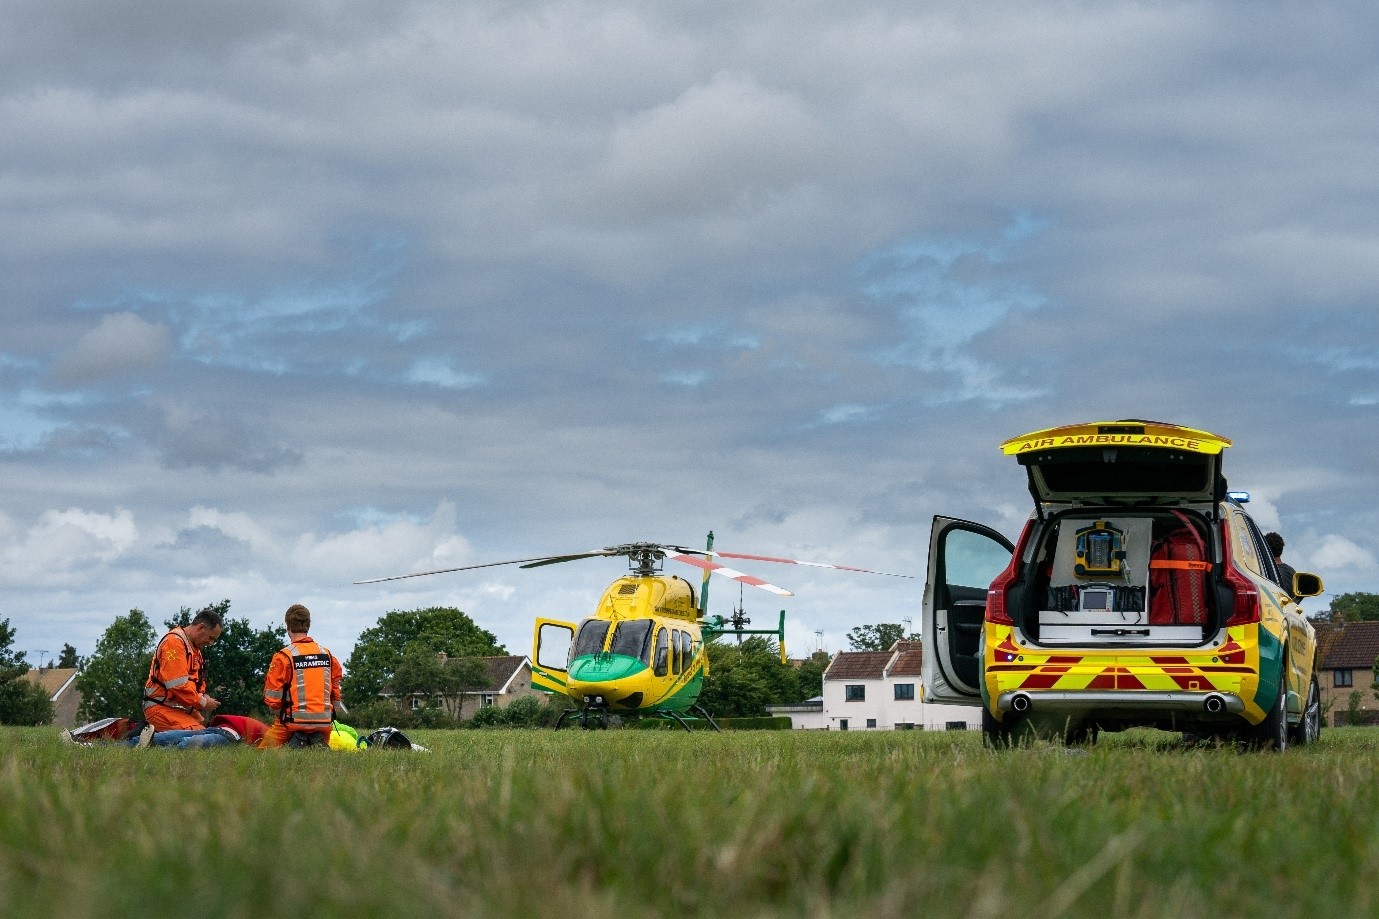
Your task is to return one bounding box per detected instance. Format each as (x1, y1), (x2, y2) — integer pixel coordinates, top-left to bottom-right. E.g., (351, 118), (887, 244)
(260, 603), (345, 749)
(143, 607), (222, 732)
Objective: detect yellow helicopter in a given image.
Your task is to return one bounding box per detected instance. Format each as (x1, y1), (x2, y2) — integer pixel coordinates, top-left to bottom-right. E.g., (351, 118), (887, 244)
(356, 533), (910, 730)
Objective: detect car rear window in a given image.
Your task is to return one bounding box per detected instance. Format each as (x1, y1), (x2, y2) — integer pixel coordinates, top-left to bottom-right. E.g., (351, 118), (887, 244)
(1022, 447), (1211, 496)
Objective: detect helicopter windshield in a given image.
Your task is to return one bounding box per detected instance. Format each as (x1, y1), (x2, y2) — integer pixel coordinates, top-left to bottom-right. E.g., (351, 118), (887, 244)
(571, 619), (611, 658)
(608, 619), (654, 664)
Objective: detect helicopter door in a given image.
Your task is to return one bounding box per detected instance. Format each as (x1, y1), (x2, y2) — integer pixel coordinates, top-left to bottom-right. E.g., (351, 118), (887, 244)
(922, 516), (1015, 705)
(531, 618), (576, 694)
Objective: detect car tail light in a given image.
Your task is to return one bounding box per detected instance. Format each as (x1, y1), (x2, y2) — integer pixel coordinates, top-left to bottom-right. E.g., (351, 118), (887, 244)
(1221, 521), (1261, 626)
(985, 522), (1031, 626)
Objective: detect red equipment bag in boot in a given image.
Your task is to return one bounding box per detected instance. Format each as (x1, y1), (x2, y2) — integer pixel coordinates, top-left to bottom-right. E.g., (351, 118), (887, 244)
(1148, 515), (1211, 625)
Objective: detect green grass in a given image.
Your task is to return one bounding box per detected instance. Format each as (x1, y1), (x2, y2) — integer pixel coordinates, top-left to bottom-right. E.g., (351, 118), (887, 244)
(4, 726), (1379, 917)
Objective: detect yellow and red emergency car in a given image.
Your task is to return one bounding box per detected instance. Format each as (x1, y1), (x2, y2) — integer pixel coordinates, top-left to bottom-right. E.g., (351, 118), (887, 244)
(920, 420), (1324, 749)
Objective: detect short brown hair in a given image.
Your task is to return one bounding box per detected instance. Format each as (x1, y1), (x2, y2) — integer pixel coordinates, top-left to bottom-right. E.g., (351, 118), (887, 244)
(284, 603), (311, 633)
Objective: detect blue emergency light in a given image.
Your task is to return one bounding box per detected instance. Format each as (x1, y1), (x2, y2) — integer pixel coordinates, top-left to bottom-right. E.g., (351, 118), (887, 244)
(1227, 490), (1251, 504)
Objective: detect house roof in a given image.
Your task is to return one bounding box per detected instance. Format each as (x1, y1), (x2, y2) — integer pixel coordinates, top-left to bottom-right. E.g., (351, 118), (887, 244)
(22, 667), (79, 700)
(445, 655), (530, 693)
(824, 651), (892, 680)
(890, 646), (923, 676)
(1314, 621), (1379, 671)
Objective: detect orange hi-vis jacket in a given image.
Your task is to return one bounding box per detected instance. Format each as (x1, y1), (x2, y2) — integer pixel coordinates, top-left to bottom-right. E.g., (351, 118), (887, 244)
(264, 636), (343, 733)
(143, 627), (209, 731)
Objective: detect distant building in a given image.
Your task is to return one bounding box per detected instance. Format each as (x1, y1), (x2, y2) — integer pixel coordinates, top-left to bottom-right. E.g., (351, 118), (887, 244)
(765, 696), (826, 729)
(393, 655), (541, 720)
(774, 641), (980, 731)
(1313, 621), (1379, 726)
(22, 667), (82, 728)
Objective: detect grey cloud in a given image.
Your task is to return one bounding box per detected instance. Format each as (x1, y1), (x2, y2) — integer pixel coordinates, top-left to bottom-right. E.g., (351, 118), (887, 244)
(136, 525), (256, 578)
(4, 1), (1379, 662)
(51, 312), (171, 383)
(146, 402), (303, 475)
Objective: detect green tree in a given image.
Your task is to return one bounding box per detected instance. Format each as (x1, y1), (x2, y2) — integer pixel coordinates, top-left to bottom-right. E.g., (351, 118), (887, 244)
(0, 619), (25, 672)
(1346, 689), (1367, 726)
(57, 643), (81, 669)
(1330, 592), (1379, 623)
(390, 646), (489, 718)
(699, 636), (802, 717)
(343, 607), (505, 708)
(0, 619), (54, 725)
(846, 623), (914, 651)
(0, 677), (54, 725)
(165, 601), (286, 718)
(76, 610), (156, 720)
(794, 650), (830, 700)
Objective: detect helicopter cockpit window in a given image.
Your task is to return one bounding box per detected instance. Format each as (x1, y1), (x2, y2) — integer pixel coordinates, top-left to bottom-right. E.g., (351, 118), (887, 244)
(670, 629), (683, 675)
(680, 631), (693, 671)
(653, 628), (670, 677)
(609, 619), (653, 663)
(572, 619), (611, 658)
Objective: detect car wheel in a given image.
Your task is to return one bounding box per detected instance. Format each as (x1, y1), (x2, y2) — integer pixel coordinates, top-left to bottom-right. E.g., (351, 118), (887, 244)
(1063, 720), (1099, 746)
(1289, 673), (1321, 746)
(1250, 668), (1289, 752)
(982, 708), (1030, 748)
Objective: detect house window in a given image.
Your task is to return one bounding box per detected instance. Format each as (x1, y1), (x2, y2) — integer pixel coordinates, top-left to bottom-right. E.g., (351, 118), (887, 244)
(866, 718), (877, 729)
(894, 683), (915, 701)
(409, 695), (422, 711)
(838, 719), (849, 731)
(1335, 670), (1354, 688)
(482, 694), (496, 707)
(845, 684), (865, 702)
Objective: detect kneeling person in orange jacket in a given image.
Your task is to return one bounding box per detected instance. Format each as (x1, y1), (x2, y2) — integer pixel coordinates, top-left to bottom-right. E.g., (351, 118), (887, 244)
(261, 603), (345, 749)
(143, 607), (222, 732)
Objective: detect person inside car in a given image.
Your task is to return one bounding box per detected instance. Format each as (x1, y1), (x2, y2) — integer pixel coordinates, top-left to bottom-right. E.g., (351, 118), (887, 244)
(1264, 531), (1299, 601)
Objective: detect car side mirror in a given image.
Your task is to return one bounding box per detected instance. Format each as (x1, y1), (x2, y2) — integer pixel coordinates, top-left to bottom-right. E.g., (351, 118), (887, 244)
(1293, 572), (1324, 598)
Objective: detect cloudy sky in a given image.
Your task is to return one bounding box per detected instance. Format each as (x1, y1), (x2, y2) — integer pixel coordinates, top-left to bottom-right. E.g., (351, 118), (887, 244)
(4, 1), (1378, 666)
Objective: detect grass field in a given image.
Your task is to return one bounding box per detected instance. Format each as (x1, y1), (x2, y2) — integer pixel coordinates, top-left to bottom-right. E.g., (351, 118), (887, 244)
(4, 725), (1379, 918)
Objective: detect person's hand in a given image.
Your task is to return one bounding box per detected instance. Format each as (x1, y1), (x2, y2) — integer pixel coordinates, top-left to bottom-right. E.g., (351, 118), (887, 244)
(202, 695), (221, 713)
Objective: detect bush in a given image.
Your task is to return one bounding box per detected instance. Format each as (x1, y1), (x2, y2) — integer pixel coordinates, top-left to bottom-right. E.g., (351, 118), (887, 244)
(347, 700), (460, 731)
(467, 704), (508, 728)
(719, 716), (792, 730)
(465, 694), (581, 728)
(0, 677), (54, 726)
(630, 714), (790, 730)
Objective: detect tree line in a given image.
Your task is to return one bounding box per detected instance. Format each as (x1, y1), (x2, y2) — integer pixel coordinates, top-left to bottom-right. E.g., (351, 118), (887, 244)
(48, 585), (1361, 727)
(2, 601), (866, 726)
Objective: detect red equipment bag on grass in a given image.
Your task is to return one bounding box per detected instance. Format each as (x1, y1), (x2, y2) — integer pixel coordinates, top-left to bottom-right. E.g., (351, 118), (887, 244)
(66, 717), (143, 743)
(1148, 517), (1211, 625)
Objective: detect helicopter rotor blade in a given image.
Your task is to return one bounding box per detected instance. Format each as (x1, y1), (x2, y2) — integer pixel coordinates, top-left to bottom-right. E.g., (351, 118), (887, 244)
(354, 552), (608, 585)
(663, 550), (794, 597)
(709, 551), (914, 578)
(518, 551), (619, 569)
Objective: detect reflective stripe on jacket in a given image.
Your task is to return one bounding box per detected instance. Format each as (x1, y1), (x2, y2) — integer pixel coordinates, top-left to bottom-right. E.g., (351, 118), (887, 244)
(264, 637), (342, 728)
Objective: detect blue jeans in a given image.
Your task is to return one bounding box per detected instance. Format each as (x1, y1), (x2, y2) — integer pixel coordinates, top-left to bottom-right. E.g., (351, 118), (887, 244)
(127, 728), (237, 749)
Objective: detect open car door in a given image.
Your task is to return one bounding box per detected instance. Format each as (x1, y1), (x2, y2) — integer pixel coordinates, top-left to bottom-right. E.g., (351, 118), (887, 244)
(531, 618), (576, 695)
(922, 516), (1015, 705)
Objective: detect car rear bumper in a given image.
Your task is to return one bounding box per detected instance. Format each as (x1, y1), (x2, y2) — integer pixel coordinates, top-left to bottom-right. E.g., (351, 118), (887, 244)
(995, 689), (1246, 716)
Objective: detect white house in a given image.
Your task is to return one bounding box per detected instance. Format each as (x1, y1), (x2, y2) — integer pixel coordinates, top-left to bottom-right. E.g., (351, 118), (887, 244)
(817, 641), (978, 731)
(765, 696), (827, 729)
